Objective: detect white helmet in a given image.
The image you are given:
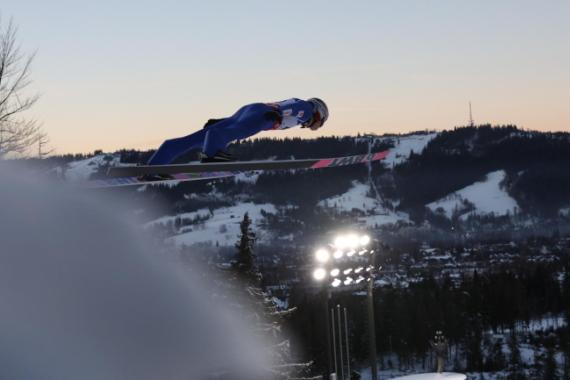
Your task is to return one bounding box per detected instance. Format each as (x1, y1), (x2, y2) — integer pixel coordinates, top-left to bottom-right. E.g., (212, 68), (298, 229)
(304, 98), (329, 130)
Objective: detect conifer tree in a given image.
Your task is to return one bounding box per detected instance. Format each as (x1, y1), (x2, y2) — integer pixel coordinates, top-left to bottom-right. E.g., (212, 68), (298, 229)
(226, 213), (315, 379)
(233, 212), (259, 284)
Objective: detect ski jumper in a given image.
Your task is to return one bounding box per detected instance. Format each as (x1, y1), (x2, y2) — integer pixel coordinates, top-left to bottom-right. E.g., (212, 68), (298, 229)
(147, 98), (315, 165)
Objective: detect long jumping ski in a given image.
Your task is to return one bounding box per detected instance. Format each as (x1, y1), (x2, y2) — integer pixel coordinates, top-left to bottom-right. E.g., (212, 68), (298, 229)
(89, 150), (390, 188)
(107, 150), (390, 178)
(86, 171), (235, 188)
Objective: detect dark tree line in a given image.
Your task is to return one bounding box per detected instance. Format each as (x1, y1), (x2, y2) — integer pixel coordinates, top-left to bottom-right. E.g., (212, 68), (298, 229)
(393, 125), (570, 218)
(286, 261), (570, 377)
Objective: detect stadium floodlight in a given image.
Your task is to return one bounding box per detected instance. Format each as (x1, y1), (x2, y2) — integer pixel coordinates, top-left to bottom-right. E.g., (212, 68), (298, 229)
(343, 268), (353, 275)
(347, 250), (355, 257)
(333, 250), (344, 259)
(344, 277), (353, 286)
(355, 267), (364, 274)
(330, 268), (340, 277)
(313, 268), (327, 281)
(347, 234), (359, 250)
(369, 250), (375, 254)
(359, 235), (370, 246)
(332, 279), (342, 287)
(315, 248), (330, 263)
(356, 276), (365, 284)
(358, 249), (367, 256)
(334, 236), (348, 250)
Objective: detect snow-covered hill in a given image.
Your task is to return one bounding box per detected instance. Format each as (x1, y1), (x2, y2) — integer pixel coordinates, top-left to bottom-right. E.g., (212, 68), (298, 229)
(318, 181), (409, 226)
(146, 202), (276, 247)
(61, 154), (122, 182)
(427, 170), (518, 219)
(318, 181), (378, 212)
(390, 374), (466, 380)
(381, 133), (438, 167)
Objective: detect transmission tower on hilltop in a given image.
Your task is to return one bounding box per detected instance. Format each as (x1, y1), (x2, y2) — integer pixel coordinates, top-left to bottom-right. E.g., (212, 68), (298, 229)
(468, 101), (475, 127)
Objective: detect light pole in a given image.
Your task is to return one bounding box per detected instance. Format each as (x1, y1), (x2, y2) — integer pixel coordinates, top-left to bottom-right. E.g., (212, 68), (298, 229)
(313, 249), (333, 379)
(312, 233), (380, 380)
(367, 250), (378, 380)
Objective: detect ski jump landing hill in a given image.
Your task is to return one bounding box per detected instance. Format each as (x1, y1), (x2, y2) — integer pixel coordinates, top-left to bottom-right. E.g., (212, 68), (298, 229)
(390, 373), (466, 380)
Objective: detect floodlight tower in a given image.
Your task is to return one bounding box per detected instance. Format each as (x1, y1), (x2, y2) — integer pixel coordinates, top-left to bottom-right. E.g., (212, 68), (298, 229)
(313, 248), (333, 379)
(468, 102), (475, 127)
(312, 233), (379, 380)
(367, 247), (378, 380)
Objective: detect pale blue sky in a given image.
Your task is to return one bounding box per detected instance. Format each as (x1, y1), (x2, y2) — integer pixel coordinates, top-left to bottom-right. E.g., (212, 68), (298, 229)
(2, 1), (569, 153)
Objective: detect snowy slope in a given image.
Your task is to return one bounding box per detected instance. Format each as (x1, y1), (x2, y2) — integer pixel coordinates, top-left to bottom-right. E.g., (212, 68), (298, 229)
(318, 181), (378, 212)
(62, 154), (123, 182)
(427, 170), (518, 219)
(147, 202), (276, 247)
(318, 181), (409, 226)
(358, 368), (466, 380)
(358, 211), (410, 228)
(233, 171), (260, 184)
(390, 374), (466, 380)
(382, 133), (438, 166)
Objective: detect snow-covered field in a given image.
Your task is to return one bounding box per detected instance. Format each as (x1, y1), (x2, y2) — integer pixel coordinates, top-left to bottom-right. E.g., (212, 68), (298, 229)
(233, 171), (260, 184)
(147, 202), (276, 247)
(62, 154), (122, 181)
(391, 374), (466, 380)
(358, 211), (410, 228)
(427, 170), (518, 219)
(358, 367), (466, 380)
(318, 181), (409, 227)
(382, 133), (438, 167)
(318, 181), (378, 212)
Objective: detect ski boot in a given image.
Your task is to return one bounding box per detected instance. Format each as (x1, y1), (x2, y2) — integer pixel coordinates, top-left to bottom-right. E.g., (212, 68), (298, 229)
(199, 150), (236, 163)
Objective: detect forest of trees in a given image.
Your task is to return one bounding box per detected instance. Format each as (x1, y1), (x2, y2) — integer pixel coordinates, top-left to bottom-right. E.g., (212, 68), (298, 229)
(394, 125), (570, 219)
(286, 258), (570, 378)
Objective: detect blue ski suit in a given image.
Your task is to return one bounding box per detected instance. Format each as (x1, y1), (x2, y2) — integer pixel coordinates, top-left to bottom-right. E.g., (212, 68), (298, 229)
(147, 98), (315, 165)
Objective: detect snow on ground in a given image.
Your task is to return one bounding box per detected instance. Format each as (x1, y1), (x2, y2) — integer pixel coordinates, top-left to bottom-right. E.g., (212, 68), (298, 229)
(526, 314), (567, 332)
(358, 211), (410, 228)
(318, 181), (409, 226)
(358, 366), (466, 380)
(148, 202), (276, 247)
(63, 154), (122, 182)
(390, 374), (466, 380)
(427, 170), (518, 219)
(145, 209), (213, 228)
(382, 133), (438, 167)
(233, 171), (260, 184)
(318, 181), (378, 212)
(272, 297), (288, 310)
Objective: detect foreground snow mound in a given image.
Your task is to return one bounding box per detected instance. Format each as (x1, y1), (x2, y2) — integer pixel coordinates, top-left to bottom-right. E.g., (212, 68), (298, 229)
(391, 373), (466, 380)
(0, 166), (270, 380)
(427, 170), (518, 219)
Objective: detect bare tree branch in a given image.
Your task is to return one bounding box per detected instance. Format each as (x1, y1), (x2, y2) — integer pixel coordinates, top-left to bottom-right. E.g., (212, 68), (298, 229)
(0, 16), (43, 158)
(37, 129), (53, 158)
